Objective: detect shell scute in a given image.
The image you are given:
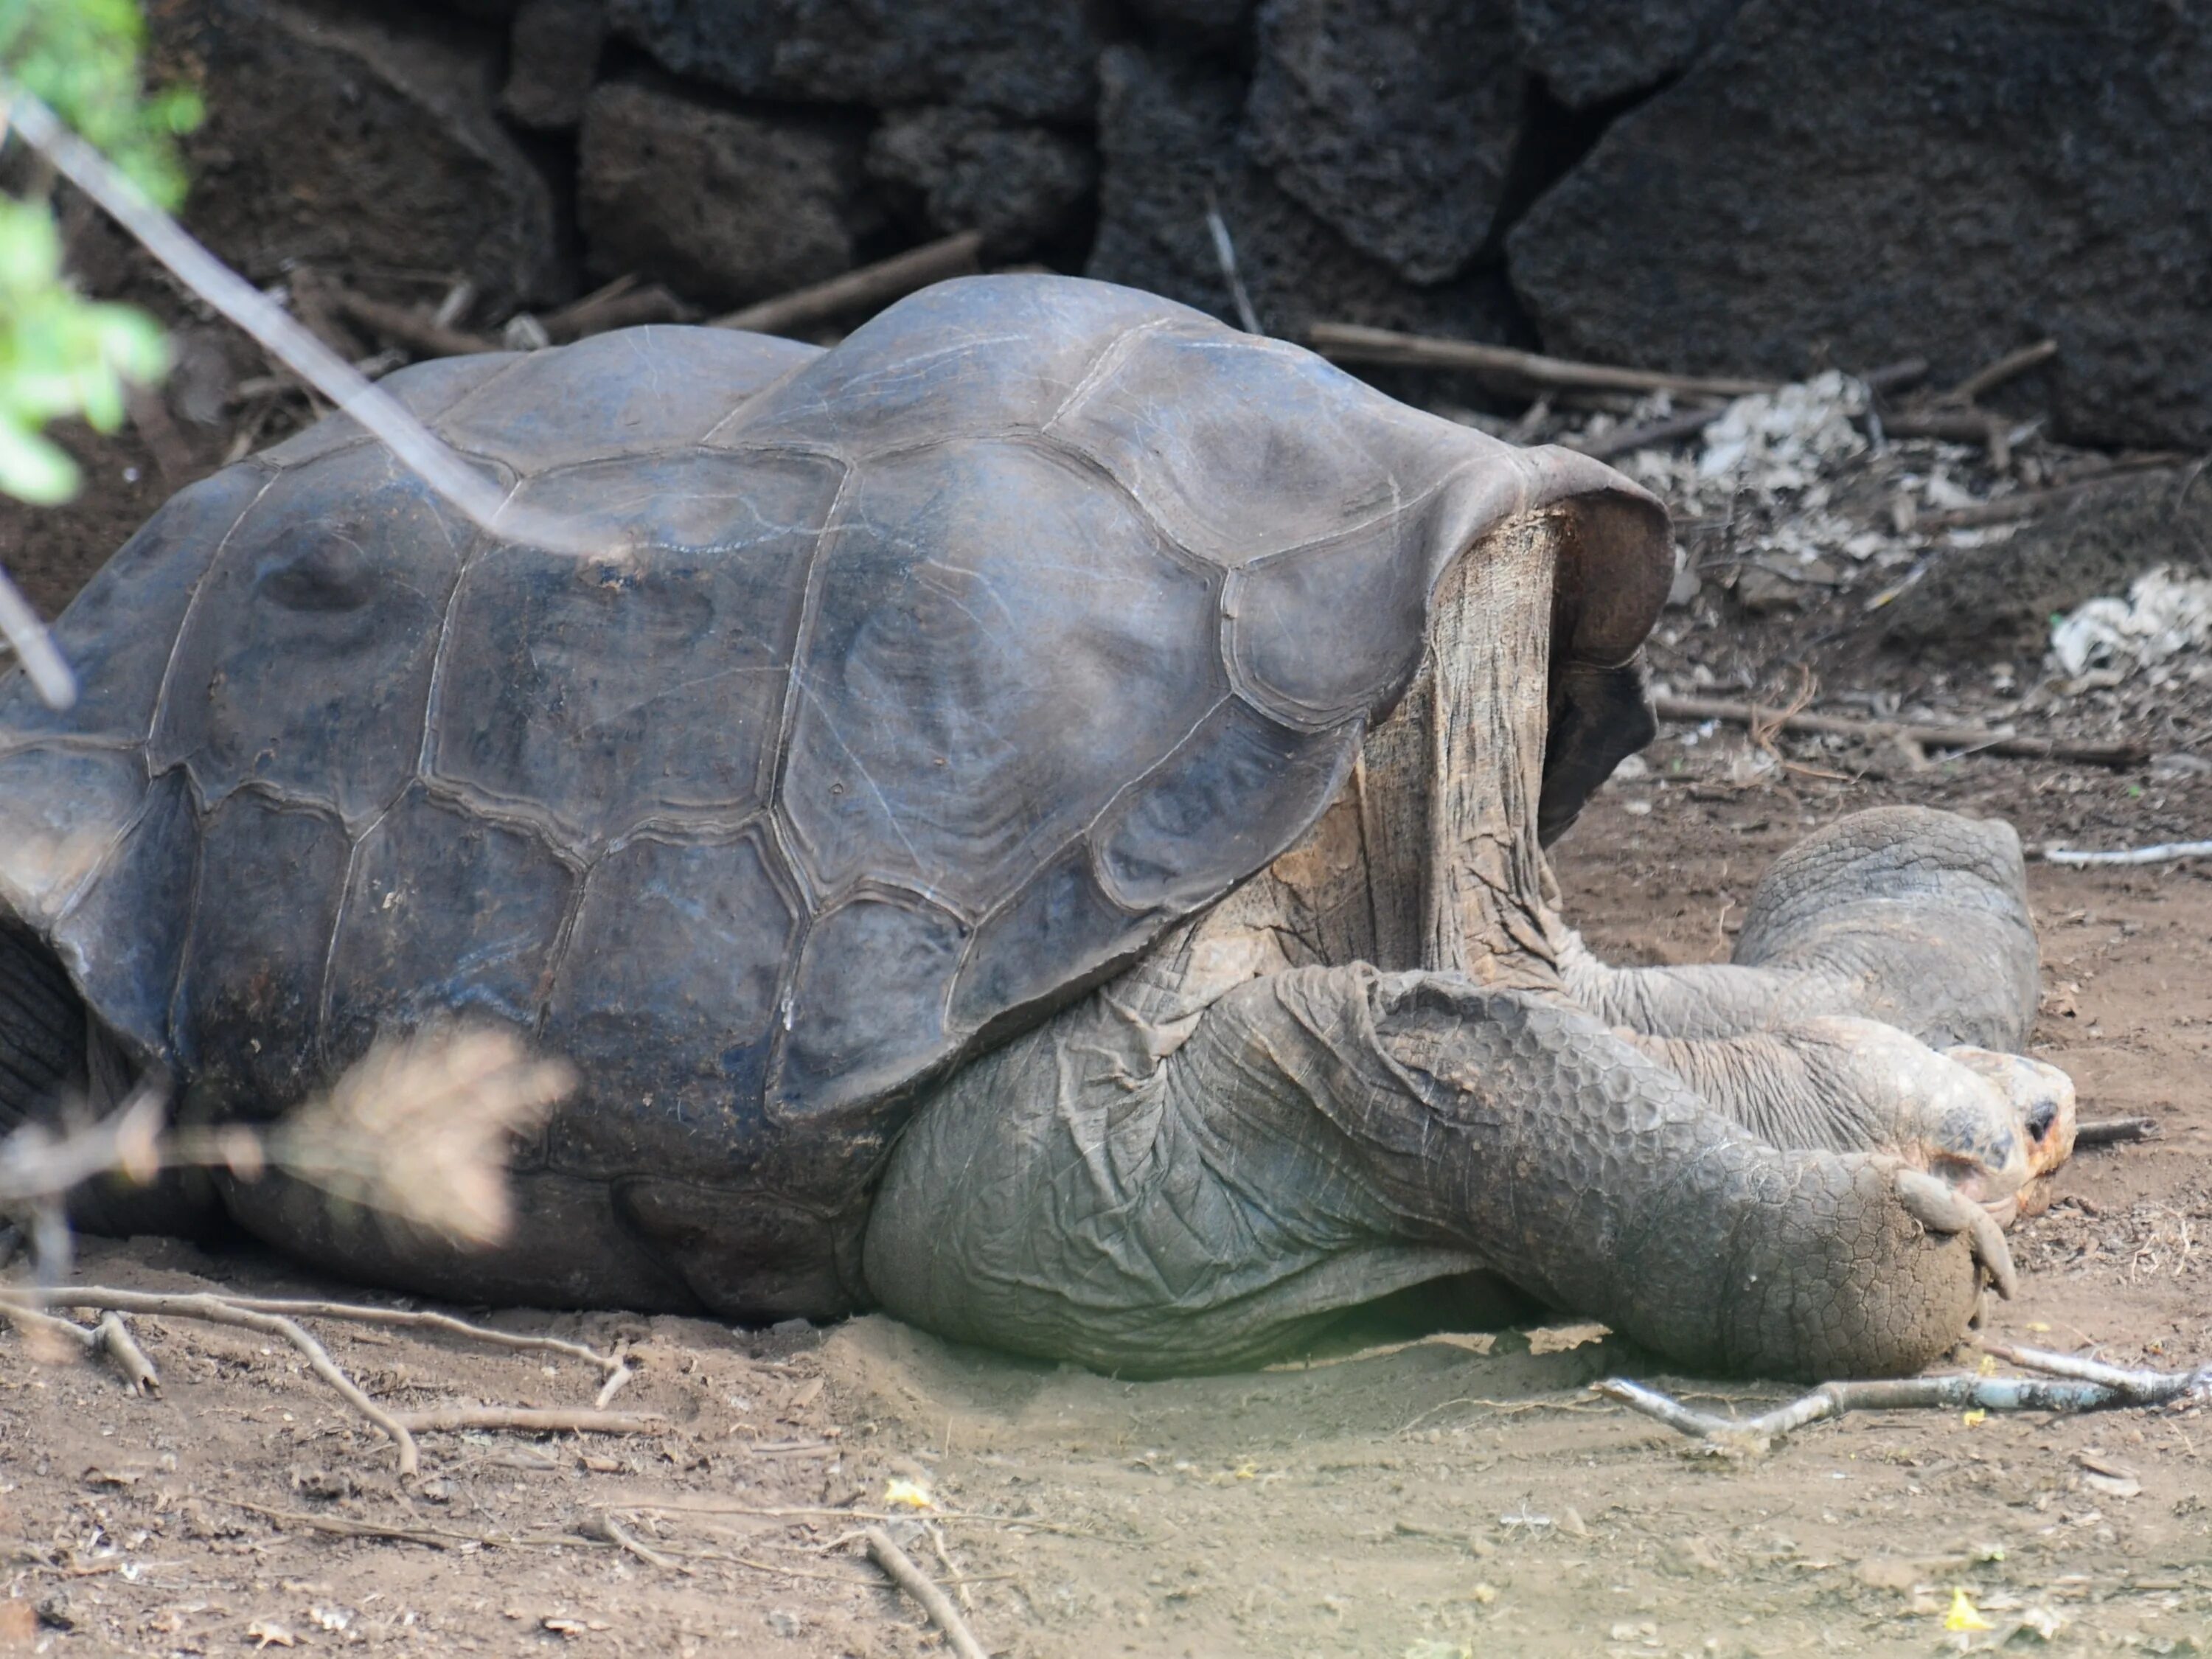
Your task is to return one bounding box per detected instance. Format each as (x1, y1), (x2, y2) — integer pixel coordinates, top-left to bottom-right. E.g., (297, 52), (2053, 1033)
(773, 891), (969, 1121)
(543, 827), (800, 1175)
(173, 791), (350, 1107)
(48, 769), (199, 1060)
(260, 352), (524, 470)
(0, 745), (150, 931)
(1048, 326), (1479, 568)
(428, 448), (839, 844)
(439, 327), (818, 473)
(717, 275), (1180, 456)
(776, 438), (1222, 914)
(0, 465), (269, 751)
(321, 784), (574, 1069)
(148, 445), (487, 827)
(1094, 698), (1357, 913)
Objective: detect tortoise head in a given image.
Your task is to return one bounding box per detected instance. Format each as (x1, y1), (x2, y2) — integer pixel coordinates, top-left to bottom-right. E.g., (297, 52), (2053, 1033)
(1535, 486), (1674, 844)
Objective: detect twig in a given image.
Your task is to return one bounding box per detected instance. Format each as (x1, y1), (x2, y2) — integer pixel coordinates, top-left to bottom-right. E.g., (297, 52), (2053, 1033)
(862, 1527), (990, 1659)
(1307, 321), (1777, 398)
(1563, 403), (1725, 460)
(625, 1500), (1100, 1540)
(390, 1405), (661, 1435)
(580, 1510), (686, 1573)
(233, 1501), (497, 1550)
(92, 1313), (160, 1394)
(328, 288), (498, 360)
(2042, 839), (2212, 866)
(1597, 1360), (2211, 1452)
(594, 1343), (636, 1408)
(2, 87), (605, 559)
(1947, 338), (2058, 404)
(0, 1287), (418, 1475)
(1921, 459), (2192, 529)
(1652, 693), (2148, 768)
(2073, 1117), (2157, 1146)
(1861, 357), (1930, 394)
(1977, 1340), (2211, 1404)
(0, 563), (72, 709)
(189, 1295), (624, 1377)
(713, 230), (984, 335)
(543, 278), (694, 342)
(1203, 189), (1262, 335)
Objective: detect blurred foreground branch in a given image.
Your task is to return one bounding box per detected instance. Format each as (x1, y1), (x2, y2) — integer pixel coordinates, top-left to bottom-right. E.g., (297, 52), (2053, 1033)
(1, 88), (606, 558)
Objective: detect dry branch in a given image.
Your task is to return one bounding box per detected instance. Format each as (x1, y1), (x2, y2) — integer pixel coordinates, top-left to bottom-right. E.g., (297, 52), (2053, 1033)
(1563, 404), (1725, 460)
(1599, 1342), (2211, 1452)
(329, 288), (498, 359)
(1307, 322), (1778, 398)
(2073, 1118), (2157, 1146)
(392, 1405), (661, 1435)
(1, 1286), (420, 1474)
(3, 89), (604, 557)
(203, 1295), (624, 1377)
(1652, 693), (2148, 768)
(92, 1312), (160, 1394)
(863, 1527), (991, 1659)
(1920, 459), (2191, 529)
(1203, 190), (1262, 335)
(543, 278), (694, 341)
(1947, 338), (2058, 403)
(2042, 839), (2212, 866)
(714, 231), (985, 335)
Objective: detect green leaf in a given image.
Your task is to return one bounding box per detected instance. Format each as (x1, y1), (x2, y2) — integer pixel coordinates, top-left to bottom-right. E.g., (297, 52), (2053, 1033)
(0, 420), (81, 504)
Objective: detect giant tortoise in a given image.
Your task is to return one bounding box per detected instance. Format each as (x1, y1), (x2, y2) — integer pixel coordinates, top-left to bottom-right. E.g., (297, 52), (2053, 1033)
(0, 275), (2075, 1380)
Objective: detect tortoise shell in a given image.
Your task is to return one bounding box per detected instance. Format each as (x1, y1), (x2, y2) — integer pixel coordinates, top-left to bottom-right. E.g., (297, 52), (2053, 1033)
(0, 275), (1666, 1310)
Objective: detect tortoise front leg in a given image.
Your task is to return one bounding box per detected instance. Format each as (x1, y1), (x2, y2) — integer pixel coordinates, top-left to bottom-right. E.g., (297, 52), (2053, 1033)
(864, 956), (2009, 1380)
(1556, 806), (2076, 1202)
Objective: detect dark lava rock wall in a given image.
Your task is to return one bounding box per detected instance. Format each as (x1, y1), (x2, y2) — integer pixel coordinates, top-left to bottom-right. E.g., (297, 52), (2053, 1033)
(1510, 0), (2212, 450)
(144, 0), (2211, 451)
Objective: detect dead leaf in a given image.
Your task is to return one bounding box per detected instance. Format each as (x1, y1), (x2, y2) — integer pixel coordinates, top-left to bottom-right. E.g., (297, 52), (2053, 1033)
(2075, 1453), (2142, 1499)
(246, 1619), (296, 1649)
(81, 1467), (137, 1488)
(787, 1376), (824, 1411)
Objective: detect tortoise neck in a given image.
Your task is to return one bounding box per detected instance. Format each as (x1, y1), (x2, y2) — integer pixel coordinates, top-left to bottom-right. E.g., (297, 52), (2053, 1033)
(1131, 514), (1571, 1026)
(1411, 516), (1564, 990)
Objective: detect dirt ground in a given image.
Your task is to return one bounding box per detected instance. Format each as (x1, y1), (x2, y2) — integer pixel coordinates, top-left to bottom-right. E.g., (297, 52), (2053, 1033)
(1, 730), (2205, 1659)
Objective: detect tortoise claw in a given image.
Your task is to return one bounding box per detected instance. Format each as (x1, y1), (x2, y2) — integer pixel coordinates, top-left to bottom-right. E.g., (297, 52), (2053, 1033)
(1895, 1166), (2019, 1301)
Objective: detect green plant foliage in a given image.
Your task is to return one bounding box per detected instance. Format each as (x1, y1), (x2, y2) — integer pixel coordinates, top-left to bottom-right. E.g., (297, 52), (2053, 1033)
(0, 0), (198, 503)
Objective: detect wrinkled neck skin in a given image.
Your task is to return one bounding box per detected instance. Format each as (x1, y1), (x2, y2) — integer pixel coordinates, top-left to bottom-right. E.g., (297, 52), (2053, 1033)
(1169, 518), (2058, 1209)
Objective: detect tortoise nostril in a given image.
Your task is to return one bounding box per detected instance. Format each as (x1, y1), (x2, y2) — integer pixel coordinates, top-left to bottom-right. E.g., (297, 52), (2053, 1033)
(2025, 1100), (2058, 1142)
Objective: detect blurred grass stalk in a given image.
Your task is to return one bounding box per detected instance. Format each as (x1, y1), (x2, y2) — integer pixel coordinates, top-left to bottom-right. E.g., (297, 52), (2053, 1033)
(1, 1025), (576, 1255)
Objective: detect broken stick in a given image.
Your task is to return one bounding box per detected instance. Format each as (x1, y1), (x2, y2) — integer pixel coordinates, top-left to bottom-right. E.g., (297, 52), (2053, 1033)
(714, 230), (985, 336)
(1601, 1341), (2211, 1453)
(329, 288), (498, 360)
(2042, 839), (2212, 866)
(2073, 1117), (2157, 1146)
(0, 1286), (420, 1475)
(1562, 403), (1725, 460)
(1652, 694), (2148, 768)
(392, 1405), (661, 1435)
(863, 1527), (991, 1659)
(1307, 321), (1778, 398)
(1947, 338), (2058, 404)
